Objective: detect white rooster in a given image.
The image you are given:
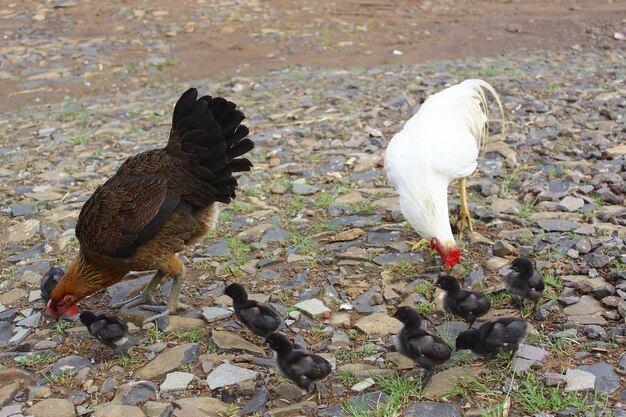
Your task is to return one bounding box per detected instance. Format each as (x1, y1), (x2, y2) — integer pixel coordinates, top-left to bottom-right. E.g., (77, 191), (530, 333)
(384, 79), (505, 269)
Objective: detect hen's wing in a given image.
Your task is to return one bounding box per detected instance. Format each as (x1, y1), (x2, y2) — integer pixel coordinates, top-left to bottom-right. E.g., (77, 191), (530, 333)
(76, 174), (180, 258)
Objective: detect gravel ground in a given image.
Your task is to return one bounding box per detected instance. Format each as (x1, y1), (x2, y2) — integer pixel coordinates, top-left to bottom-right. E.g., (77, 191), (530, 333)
(0, 45), (625, 416)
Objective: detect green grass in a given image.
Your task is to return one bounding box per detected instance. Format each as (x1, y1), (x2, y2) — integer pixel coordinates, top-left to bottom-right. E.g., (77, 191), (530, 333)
(225, 238), (251, 264)
(285, 197), (306, 218)
(314, 192), (334, 208)
(336, 370), (360, 386)
(39, 370), (74, 385)
(516, 372), (597, 414)
(498, 169), (518, 198)
(344, 374), (423, 417)
(484, 290), (514, 309)
(336, 344), (380, 363)
(73, 132), (90, 145)
(146, 327), (165, 343)
(53, 320), (74, 335)
(416, 300), (437, 316)
(411, 282), (433, 298)
(172, 328), (203, 342)
(516, 202), (533, 219)
(286, 231), (316, 255)
(349, 202), (376, 214)
(17, 352), (61, 367)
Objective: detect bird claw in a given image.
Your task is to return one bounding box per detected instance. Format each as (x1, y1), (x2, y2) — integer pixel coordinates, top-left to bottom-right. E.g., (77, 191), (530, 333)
(411, 239), (430, 252)
(112, 293), (162, 309)
(140, 302), (188, 325)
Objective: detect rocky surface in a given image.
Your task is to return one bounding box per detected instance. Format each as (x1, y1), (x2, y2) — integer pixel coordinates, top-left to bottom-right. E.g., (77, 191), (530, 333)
(0, 12), (625, 417)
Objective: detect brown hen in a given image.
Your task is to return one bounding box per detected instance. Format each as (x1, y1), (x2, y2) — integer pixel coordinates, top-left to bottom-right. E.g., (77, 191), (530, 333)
(46, 89), (254, 323)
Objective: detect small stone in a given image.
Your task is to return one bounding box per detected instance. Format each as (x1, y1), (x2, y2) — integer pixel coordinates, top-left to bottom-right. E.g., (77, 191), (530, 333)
(563, 295), (604, 316)
(172, 397), (228, 415)
(423, 367), (482, 398)
(402, 402), (462, 417)
(16, 312), (41, 328)
(201, 307), (231, 323)
(50, 355), (92, 375)
(33, 340), (58, 350)
(134, 343), (199, 379)
(577, 362), (620, 394)
(206, 362), (258, 389)
(160, 372), (194, 392)
(493, 240), (516, 257)
(92, 404), (146, 417)
(143, 401), (172, 417)
(112, 381), (158, 405)
(292, 183), (319, 195)
(0, 382), (20, 407)
(273, 382), (303, 401)
(211, 331), (264, 355)
(25, 398), (76, 417)
(564, 369), (596, 392)
(295, 298), (330, 318)
(352, 378), (375, 392)
(536, 219), (580, 232)
(238, 388), (268, 416)
(354, 313), (402, 336)
(558, 196), (585, 212)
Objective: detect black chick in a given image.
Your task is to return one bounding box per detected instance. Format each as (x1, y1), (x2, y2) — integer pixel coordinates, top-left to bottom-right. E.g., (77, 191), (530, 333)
(505, 258), (545, 312)
(393, 306), (452, 371)
(40, 267), (64, 304)
(79, 311), (129, 355)
(435, 275), (491, 327)
(265, 333), (332, 395)
(225, 283), (282, 337)
(456, 317), (527, 357)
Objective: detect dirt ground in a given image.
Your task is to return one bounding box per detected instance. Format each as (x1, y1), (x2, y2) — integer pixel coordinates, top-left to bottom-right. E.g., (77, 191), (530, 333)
(1, 0), (624, 112)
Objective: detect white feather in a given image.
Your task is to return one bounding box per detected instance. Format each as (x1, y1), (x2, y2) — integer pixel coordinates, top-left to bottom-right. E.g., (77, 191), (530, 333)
(384, 79), (504, 248)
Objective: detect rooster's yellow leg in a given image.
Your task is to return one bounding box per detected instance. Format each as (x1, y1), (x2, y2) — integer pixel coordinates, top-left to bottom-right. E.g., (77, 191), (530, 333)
(457, 177), (474, 237)
(411, 239), (430, 251)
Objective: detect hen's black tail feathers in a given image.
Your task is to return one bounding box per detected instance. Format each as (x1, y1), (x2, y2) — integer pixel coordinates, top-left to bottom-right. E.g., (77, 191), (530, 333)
(166, 88), (254, 206)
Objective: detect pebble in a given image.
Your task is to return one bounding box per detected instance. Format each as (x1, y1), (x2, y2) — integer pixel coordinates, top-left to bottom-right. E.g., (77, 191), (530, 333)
(205, 362), (258, 390)
(159, 372), (194, 392)
(294, 298), (331, 317)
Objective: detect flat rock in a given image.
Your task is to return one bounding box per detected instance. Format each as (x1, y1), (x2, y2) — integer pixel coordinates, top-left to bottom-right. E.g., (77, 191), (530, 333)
(536, 218), (580, 232)
(92, 404), (146, 417)
(424, 367), (482, 398)
(134, 343), (199, 379)
(295, 298), (331, 317)
(558, 196), (585, 212)
(577, 362), (620, 394)
(142, 401), (172, 417)
(7, 219), (40, 243)
(565, 369), (596, 392)
(166, 316), (206, 331)
(373, 252), (424, 266)
(513, 344), (550, 372)
(173, 397), (228, 416)
(211, 331), (264, 355)
(50, 355), (92, 375)
(0, 381), (20, 407)
(206, 362), (258, 389)
(160, 371), (194, 392)
(201, 307), (232, 323)
(112, 381), (158, 405)
(354, 313), (402, 336)
(563, 295), (604, 316)
(0, 289), (27, 305)
(26, 398), (76, 417)
(238, 388), (269, 416)
(402, 402), (462, 417)
(292, 183), (319, 195)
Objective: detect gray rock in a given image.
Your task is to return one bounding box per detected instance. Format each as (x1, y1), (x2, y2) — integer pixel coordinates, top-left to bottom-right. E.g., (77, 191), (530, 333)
(92, 404), (145, 417)
(372, 252), (424, 266)
(211, 331), (264, 355)
(201, 307), (232, 323)
(112, 380), (158, 405)
(292, 183), (319, 195)
(142, 401), (172, 417)
(536, 219), (581, 232)
(353, 286), (386, 314)
(201, 242), (231, 258)
(493, 240), (516, 257)
(260, 227), (288, 244)
(620, 354), (626, 371)
(16, 312), (41, 328)
(402, 402), (462, 417)
(558, 196), (585, 212)
(367, 230), (400, 245)
(577, 362), (620, 394)
(295, 298), (330, 317)
(50, 355), (92, 375)
(160, 371), (194, 392)
(513, 344), (549, 372)
(564, 369), (596, 392)
(10, 204), (36, 217)
(238, 388), (268, 416)
(206, 362), (258, 390)
(354, 313), (402, 336)
(25, 398), (76, 417)
(563, 296), (603, 316)
(134, 343), (199, 379)
(318, 392), (388, 416)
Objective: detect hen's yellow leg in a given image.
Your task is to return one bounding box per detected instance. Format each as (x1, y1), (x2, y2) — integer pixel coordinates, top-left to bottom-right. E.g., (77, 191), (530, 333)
(456, 177), (474, 237)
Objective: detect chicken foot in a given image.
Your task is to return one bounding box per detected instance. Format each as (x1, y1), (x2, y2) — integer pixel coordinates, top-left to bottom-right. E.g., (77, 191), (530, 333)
(112, 270), (167, 309)
(140, 269), (186, 325)
(456, 177), (474, 237)
(411, 238), (430, 252)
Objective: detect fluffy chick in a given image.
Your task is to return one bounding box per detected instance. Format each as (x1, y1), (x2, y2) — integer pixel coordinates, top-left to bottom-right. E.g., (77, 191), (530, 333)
(225, 283), (281, 337)
(80, 311), (129, 355)
(393, 306), (452, 371)
(265, 333), (332, 395)
(505, 258), (544, 311)
(435, 275), (490, 327)
(456, 317), (527, 357)
(41, 267), (79, 317)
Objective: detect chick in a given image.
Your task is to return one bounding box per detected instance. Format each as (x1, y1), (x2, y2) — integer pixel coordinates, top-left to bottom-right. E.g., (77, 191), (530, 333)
(225, 283), (281, 337)
(435, 275), (490, 327)
(505, 258), (544, 312)
(41, 267), (80, 317)
(265, 333), (332, 396)
(456, 317), (527, 357)
(40, 267), (64, 304)
(393, 306), (452, 371)
(80, 311), (129, 355)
